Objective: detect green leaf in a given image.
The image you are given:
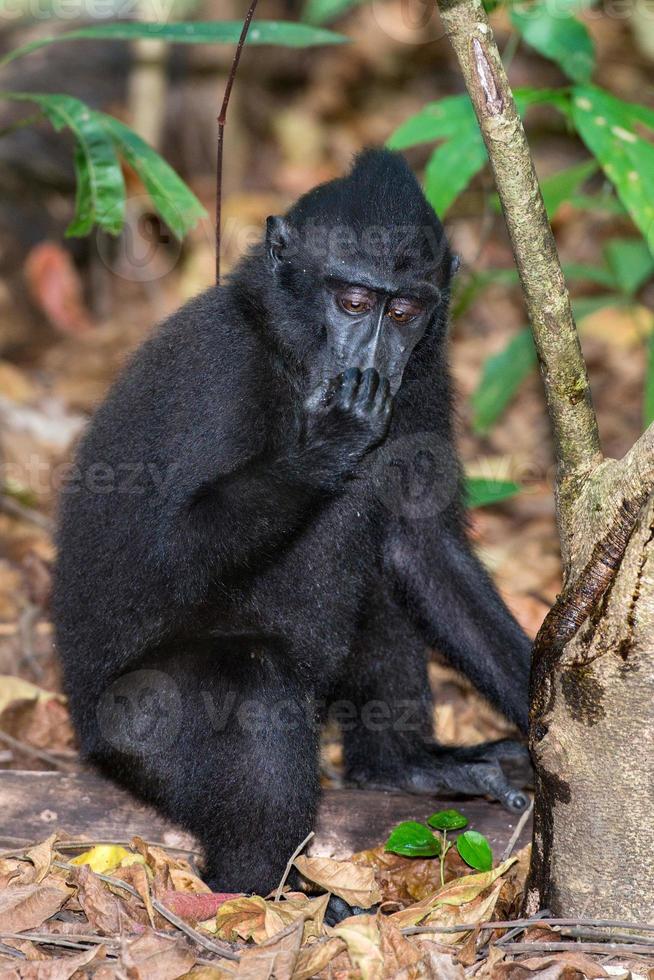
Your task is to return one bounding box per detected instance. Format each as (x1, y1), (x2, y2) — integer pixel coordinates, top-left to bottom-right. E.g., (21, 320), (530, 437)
(562, 261), (618, 289)
(385, 822), (441, 858)
(645, 333), (654, 429)
(471, 328), (537, 434)
(540, 159), (598, 218)
(456, 830), (493, 871)
(427, 809), (468, 831)
(387, 94), (478, 151)
(572, 85), (654, 256)
(424, 136), (488, 216)
(4, 92), (124, 236)
(510, 6), (595, 84)
(302, 0), (364, 24)
(1, 20), (348, 67)
(100, 115), (206, 240)
(603, 238), (654, 296)
(466, 477), (521, 509)
(567, 192), (627, 216)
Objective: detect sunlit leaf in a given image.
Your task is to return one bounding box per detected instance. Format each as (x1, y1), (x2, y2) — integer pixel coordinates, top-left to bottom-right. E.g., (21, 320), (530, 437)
(424, 136), (488, 216)
(510, 6), (595, 83)
(385, 822), (441, 858)
(70, 845), (143, 875)
(456, 830), (493, 871)
(572, 85), (654, 255)
(466, 477), (521, 509)
(427, 810), (468, 831)
(1, 20), (348, 67)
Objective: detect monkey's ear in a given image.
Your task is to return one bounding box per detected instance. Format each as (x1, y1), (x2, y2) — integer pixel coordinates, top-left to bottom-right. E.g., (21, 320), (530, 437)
(266, 216), (292, 267)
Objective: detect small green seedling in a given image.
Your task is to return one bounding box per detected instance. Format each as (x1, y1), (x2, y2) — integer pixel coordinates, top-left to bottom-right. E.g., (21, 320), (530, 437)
(385, 809), (492, 885)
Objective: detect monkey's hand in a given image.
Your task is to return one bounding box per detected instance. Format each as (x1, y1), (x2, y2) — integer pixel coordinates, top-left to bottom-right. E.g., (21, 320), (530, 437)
(302, 367), (392, 480)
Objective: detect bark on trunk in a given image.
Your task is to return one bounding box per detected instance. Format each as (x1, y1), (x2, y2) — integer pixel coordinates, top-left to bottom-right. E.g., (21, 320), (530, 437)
(436, 0), (654, 917)
(527, 497), (654, 917)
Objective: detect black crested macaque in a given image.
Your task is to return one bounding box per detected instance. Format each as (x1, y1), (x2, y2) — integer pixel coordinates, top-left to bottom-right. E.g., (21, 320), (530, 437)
(54, 149), (532, 897)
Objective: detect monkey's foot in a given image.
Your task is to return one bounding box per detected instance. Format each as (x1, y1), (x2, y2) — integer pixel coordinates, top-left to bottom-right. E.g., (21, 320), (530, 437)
(347, 739), (531, 813)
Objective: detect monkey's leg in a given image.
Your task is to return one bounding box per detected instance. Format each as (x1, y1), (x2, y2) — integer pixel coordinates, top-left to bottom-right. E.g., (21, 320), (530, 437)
(336, 591), (530, 812)
(90, 641), (320, 895)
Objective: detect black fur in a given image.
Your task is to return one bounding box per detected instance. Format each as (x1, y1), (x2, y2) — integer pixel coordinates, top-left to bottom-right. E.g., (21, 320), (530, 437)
(53, 149), (532, 895)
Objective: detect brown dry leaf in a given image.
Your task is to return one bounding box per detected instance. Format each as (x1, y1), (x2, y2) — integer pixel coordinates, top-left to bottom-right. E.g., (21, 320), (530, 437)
(0, 943), (104, 978)
(0, 882), (69, 933)
(22, 836), (57, 884)
(491, 953), (608, 980)
(331, 913), (383, 980)
(112, 861), (155, 926)
(0, 676), (65, 717)
(421, 880), (504, 945)
(214, 893), (327, 945)
(75, 865), (141, 935)
(0, 840), (58, 890)
(95, 931), (196, 980)
(352, 847), (441, 905)
(169, 868), (212, 894)
(389, 857), (517, 929)
(377, 914), (424, 978)
(292, 937), (347, 980)
(414, 942), (465, 980)
(236, 918), (304, 980)
(182, 966), (236, 980)
(294, 855), (382, 908)
(181, 966), (236, 980)
(1, 697), (74, 753)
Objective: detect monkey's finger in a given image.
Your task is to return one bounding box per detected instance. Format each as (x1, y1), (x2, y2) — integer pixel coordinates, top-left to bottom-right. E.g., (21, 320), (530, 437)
(358, 367), (380, 405)
(374, 376), (392, 413)
(338, 367), (361, 409)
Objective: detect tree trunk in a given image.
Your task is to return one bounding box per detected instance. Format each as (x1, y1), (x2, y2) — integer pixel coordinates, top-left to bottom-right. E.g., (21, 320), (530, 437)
(436, 0), (654, 916)
(526, 497), (654, 917)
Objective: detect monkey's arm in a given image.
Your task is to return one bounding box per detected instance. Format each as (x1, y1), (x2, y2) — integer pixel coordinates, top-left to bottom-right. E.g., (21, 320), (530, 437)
(169, 367), (391, 589)
(387, 519), (532, 733)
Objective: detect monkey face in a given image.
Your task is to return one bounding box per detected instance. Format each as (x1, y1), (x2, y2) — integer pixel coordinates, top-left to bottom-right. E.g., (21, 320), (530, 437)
(320, 275), (440, 394)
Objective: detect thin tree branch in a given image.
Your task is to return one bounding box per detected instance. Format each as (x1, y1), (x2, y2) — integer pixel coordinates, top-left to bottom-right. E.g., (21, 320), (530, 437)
(436, 0), (602, 489)
(215, 0), (260, 284)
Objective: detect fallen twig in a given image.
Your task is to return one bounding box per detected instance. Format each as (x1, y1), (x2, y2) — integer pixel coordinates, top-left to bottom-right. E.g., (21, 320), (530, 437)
(402, 916), (654, 936)
(498, 941), (654, 956)
(274, 830), (314, 902)
(501, 799), (533, 862)
(0, 729), (77, 772)
(53, 860), (240, 962)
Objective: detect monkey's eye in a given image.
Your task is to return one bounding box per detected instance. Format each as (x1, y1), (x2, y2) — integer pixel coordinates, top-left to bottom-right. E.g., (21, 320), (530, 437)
(387, 299), (424, 324)
(337, 287), (375, 316)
